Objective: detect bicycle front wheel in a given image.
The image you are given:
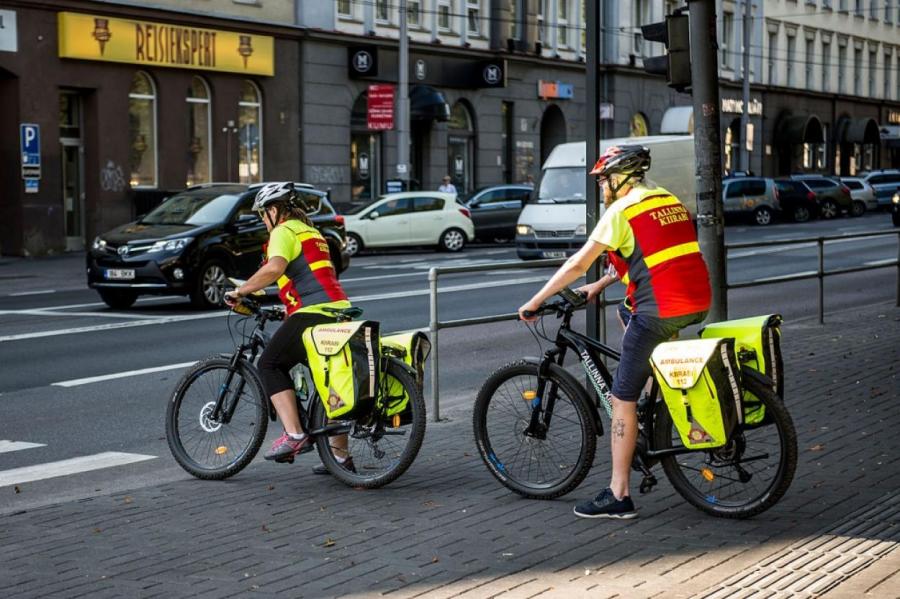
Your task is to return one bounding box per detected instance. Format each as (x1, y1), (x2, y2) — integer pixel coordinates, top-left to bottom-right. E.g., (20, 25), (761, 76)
(311, 359), (426, 489)
(166, 357), (268, 480)
(473, 360), (597, 500)
(655, 368), (798, 518)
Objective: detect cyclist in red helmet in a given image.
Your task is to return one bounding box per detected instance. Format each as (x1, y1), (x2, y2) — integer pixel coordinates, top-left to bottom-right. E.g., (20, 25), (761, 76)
(519, 145), (711, 519)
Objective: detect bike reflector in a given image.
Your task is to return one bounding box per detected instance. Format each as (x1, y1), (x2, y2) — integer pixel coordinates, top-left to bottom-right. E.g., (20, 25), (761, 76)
(651, 338), (742, 450)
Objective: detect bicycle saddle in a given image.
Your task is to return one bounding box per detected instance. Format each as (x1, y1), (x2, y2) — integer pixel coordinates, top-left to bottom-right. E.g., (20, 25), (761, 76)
(322, 306), (365, 321)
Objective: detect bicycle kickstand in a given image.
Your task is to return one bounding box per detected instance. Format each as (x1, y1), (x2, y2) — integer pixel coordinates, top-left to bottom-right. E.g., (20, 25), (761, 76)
(632, 455), (658, 495)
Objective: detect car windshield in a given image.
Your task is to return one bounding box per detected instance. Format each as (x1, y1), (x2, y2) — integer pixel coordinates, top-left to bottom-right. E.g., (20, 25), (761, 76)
(141, 192), (242, 225)
(531, 167), (586, 204)
(344, 198), (380, 215)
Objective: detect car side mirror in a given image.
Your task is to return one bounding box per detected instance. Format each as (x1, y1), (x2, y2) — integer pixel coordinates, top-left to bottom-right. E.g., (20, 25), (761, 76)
(369, 211), (380, 220)
(236, 213), (261, 225)
(468, 199), (480, 208)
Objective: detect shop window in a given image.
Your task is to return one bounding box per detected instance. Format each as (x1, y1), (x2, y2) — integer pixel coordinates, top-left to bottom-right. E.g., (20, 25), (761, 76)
(186, 77), (212, 187)
(128, 71), (157, 188)
(447, 101), (475, 193)
(351, 92), (382, 204)
(238, 80), (263, 184)
(630, 112), (649, 137)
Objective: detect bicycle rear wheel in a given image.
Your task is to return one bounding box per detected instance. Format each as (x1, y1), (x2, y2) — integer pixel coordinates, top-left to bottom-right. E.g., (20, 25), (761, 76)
(473, 360), (597, 500)
(311, 359), (426, 489)
(654, 368), (798, 518)
(166, 357), (268, 480)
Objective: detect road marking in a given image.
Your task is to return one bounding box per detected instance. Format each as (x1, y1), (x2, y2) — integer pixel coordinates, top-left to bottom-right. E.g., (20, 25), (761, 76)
(864, 258), (896, 266)
(0, 441), (46, 454)
(340, 272), (423, 284)
(4, 296), (175, 312)
(747, 270), (818, 283)
(0, 309), (167, 320)
(0, 452), (157, 487)
(8, 290), (57, 297)
(52, 362), (197, 387)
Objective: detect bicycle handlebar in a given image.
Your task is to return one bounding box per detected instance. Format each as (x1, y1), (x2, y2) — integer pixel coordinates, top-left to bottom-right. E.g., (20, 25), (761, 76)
(520, 287), (587, 320)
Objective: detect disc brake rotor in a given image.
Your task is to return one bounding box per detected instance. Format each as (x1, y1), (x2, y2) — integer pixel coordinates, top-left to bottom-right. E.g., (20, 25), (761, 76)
(199, 401), (223, 433)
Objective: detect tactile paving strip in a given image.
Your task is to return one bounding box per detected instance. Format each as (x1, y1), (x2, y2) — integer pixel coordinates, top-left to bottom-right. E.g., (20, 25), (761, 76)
(694, 492), (900, 598)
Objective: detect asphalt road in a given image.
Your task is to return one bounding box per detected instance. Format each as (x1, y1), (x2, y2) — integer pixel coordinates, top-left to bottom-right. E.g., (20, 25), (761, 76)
(0, 213), (896, 514)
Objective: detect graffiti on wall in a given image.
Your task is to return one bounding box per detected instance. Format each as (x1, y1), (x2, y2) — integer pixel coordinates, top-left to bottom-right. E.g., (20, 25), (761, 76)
(100, 160), (126, 192)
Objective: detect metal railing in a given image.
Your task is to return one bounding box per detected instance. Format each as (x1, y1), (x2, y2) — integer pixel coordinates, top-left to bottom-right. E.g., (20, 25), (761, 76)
(426, 229), (900, 420)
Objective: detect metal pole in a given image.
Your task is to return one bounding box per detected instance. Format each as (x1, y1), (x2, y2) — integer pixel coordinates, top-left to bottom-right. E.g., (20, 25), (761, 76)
(817, 238), (824, 325)
(740, 0), (752, 172)
(397, 0), (410, 187)
(585, 0), (602, 341)
(896, 232), (899, 307)
(428, 268), (439, 422)
(687, 0), (727, 322)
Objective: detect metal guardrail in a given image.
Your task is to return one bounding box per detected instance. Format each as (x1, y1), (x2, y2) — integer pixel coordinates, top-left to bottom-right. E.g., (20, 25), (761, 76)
(426, 229), (900, 420)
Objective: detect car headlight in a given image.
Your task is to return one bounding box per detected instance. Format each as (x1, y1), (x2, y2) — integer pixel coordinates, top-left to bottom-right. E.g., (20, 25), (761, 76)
(150, 238), (192, 253)
(516, 224), (534, 236)
(92, 237), (107, 250)
(574, 224), (587, 236)
(892, 193), (899, 205)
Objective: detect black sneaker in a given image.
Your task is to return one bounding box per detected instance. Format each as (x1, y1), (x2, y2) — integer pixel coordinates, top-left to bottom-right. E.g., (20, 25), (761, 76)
(311, 457), (356, 475)
(573, 488), (638, 519)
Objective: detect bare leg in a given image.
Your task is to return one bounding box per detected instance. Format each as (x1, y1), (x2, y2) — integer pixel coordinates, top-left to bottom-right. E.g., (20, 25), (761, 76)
(270, 390), (304, 435)
(608, 395), (638, 499)
(329, 431), (349, 459)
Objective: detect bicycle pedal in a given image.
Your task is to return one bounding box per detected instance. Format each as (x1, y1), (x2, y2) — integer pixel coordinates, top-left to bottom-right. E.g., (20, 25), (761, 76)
(639, 475), (658, 495)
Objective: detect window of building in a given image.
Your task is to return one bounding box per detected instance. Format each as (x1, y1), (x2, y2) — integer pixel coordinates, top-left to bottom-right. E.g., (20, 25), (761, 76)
(408, 1), (421, 26)
(854, 46), (862, 94)
(887, 0), (893, 22)
(805, 34), (815, 89)
(376, 0), (390, 23)
(128, 71), (157, 188)
(768, 30), (778, 84)
(822, 41), (831, 91)
(337, 0), (352, 17)
(870, 0), (878, 18)
(350, 93), (382, 204)
(839, 0), (848, 11)
(786, 33), (796, 86)
(466, 1), (480, 35)
(558, 0), (569, 48)
(538, 0), (546, 44)
(722, 11), (734, 70)
(509, 0), (522, 40)
(885, 51), (893, 98)
(855, 0), (863, 15)
(869, 48), (877, 96)
(634, 0), (648, 56)
(238, 80), (262, 184)
(186, 77), (211, 187)
(817, 125), (828, 170)
(838, 43), (847, 92)
(438, 0), (452, 31)
(447, 101), (476, 193)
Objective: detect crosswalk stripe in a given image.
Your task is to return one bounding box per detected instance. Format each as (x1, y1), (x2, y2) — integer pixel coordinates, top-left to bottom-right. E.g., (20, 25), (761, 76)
(0, 451), (157, 487)
(0, 441), (46, 454)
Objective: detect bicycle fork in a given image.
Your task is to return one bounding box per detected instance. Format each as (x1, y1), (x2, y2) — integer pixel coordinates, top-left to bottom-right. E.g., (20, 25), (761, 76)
(524, 351), (563, 440)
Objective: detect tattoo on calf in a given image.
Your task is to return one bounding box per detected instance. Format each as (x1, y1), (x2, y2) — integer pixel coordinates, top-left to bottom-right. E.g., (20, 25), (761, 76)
(613, 418), (625, 439)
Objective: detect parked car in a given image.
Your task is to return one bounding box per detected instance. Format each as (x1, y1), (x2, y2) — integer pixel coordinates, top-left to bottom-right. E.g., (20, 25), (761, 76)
(343, 192), (475, 255)
(773, 179), (819, 223)
(87, 183), (349, 310)
(789, 175), (853, 219)
(722, 177), (781, 225)
(860, 170), (900, 209)
(462, 185), (532, 242)
(892, 190), (900, 226)
(839, 177), (877, 215)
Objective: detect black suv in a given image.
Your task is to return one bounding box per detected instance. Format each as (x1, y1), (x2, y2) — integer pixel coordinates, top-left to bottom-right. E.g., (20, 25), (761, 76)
(87, 183), (350, 309)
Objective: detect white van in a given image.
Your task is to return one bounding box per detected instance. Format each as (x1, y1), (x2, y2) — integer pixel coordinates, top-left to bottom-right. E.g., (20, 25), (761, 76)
(515, 135), (695, 259)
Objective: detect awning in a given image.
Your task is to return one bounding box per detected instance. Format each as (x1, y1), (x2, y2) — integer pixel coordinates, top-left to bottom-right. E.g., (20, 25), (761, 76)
(881, 125), (900, 148)
(660, 106), (694, 134)
(775, 115), (824, 144)
(410, 85), (450, 122)
(836, 117), (881, 144)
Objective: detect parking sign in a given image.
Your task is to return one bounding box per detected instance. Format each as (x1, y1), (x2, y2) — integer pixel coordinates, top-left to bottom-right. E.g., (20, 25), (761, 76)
(20, 123), (40, 179)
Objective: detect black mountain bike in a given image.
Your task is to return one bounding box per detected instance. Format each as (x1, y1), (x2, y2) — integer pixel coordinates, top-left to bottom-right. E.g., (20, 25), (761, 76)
(165, 297), (426, 489)
(473, 288), (798, 519)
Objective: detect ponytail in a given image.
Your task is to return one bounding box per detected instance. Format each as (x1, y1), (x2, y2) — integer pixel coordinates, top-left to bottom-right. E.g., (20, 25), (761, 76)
(274, 202), (313, 227)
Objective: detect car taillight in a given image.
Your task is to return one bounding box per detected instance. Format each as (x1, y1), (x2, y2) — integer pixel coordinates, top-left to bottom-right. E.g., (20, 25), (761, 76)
(773, 187), (780, 201)
(458, 207), (471, 218)
(807, 191), (816, 202)
(840, 185), (851, 195)
(334, 215), (344, 225)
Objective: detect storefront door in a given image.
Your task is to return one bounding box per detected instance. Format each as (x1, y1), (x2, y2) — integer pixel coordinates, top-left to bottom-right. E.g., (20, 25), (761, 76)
(447, 135), (472, 194)
(351, 133), (381, 203)
(61, 139), (85, 251)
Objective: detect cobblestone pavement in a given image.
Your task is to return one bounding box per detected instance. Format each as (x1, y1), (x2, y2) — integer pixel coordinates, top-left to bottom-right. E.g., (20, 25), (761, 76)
(1, 303), (897, 598)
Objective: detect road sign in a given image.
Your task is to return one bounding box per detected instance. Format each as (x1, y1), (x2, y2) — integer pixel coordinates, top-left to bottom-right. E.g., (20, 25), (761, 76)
(20, 123), (41, 179)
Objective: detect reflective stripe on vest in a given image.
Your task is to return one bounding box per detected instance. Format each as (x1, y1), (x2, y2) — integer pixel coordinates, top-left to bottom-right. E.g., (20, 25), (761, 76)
(612, 188), (710, 318)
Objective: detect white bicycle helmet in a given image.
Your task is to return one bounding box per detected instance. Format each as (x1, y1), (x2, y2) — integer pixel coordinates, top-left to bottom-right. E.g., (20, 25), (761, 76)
(252, 182), (297, 211)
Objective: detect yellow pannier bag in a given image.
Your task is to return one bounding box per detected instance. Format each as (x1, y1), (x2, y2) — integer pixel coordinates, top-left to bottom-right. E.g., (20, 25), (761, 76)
(302, 320), (380, 420)
(700, 314), (783, 425)
(380, 331), (431, 418)
(650, 338), (743, 449)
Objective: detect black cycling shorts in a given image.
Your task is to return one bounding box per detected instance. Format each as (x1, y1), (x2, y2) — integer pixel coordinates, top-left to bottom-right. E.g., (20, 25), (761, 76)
(257, 311), (335, 397)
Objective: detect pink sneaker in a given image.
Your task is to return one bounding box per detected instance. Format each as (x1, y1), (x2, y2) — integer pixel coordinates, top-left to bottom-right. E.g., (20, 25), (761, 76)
(264, 431), (312, 462)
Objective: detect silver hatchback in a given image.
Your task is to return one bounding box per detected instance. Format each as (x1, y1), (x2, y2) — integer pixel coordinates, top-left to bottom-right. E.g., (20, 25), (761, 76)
(722, 177), (781, 226)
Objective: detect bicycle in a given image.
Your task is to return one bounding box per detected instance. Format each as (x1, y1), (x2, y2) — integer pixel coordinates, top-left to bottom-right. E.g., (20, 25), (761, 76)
(165, 294), (426, 489)
(472, 288), (798, 519)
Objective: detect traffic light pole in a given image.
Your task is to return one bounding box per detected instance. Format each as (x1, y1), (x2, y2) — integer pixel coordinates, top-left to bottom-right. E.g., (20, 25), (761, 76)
(397, 0), (410, 187)
(585, 0), (602, 341)
(687, 0), (727, 322)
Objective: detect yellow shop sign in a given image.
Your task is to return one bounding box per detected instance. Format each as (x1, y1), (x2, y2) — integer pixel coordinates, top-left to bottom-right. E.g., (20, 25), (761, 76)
(57, 12), (274, 76)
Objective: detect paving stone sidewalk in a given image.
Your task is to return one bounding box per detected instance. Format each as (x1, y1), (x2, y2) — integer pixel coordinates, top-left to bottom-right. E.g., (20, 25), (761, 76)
(1, 303), (898, 598)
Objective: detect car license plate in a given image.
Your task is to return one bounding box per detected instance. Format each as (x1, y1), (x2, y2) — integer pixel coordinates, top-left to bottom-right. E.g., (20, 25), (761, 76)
(542, 251), (567, 259)
(105, 269), (135, 280)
